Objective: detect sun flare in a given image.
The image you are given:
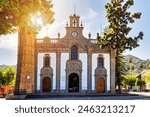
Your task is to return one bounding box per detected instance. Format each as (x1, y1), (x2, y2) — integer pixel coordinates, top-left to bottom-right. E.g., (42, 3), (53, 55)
(31, 14), (43, 26)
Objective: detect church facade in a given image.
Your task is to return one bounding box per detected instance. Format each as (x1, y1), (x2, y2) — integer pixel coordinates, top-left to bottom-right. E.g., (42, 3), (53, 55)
(14, 14), (116, 94)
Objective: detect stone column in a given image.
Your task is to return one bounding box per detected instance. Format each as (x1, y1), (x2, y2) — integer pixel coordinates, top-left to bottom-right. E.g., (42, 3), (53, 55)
(66, 74), (68, 93)
(110, 50), (116, 94)
(79, 72), (82, 93)
(56, 52), (61, 92)
(87, 52), (92, 93)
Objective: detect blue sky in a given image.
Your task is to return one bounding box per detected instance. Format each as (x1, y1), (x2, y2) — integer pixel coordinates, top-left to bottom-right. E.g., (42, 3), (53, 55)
(0, 0), (150, 65)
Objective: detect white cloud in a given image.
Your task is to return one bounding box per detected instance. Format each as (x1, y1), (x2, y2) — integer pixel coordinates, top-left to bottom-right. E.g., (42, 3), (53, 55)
(0, 33), (18, 51)
(88, 8), (98, 19)
(81, 8), (98, 20)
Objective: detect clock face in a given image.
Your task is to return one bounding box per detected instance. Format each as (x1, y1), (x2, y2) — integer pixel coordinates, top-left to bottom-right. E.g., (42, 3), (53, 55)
(71, 31), (78, 37)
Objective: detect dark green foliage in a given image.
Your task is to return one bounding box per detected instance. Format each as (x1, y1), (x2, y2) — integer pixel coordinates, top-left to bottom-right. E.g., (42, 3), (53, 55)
(97, 0), (143, 93)
(98, 0), (143, 52)
(116, 54), (127, 86)
(0, 69), (3, 89)
(128, 79), (136, 88)
(137, 80), (146, 86)
(131, 66), (134, 71)
(139, 63), (144, 69)
(129, 58), (132, 63)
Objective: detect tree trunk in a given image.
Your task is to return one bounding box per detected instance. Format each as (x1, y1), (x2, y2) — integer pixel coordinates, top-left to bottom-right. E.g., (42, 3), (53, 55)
(116, 39), (122, 94)
(14, 27), (26, 95)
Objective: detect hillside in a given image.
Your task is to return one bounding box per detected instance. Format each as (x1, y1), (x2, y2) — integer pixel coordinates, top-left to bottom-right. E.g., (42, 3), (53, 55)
(124, 55), (150, 72)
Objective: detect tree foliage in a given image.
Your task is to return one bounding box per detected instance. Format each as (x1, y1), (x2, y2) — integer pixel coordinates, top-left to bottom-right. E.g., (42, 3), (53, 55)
(98, 0), (143, 52)
(122, 75), (136, 89)
(137, 80), (146, 86)
(116, 54), (127, 86)
(0, 67), (16, 88)
(97, 0), (143, 93)
(0, 0), (54, 35)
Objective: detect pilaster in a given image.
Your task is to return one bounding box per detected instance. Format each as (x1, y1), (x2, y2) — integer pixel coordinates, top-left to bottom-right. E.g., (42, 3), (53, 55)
(87, 51), (92, 93)
(56, 52), (61, 92)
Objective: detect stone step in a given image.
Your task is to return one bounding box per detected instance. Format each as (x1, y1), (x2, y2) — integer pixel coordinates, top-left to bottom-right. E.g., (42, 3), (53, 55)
(26, 93), (138, 99)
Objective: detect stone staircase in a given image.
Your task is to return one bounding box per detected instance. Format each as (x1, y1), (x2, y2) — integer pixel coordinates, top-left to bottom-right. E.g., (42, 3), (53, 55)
(25, 92), (138, 99)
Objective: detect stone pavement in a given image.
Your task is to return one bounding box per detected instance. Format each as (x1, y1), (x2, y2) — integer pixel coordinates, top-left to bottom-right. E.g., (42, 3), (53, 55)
(25, 92), (150, 100)
(26, 96), (150, 100)
(128, 91), (150, 97)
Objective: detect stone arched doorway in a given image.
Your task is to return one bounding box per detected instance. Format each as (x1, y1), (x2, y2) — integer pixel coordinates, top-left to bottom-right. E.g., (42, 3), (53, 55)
(96, 78), (105, 93)
(68, 73), (79, 92)
(42, 77), (51, 92)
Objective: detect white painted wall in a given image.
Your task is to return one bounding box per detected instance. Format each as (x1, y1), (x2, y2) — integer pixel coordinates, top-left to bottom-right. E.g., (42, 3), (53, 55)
(79, 53), (87, 90)
(37, 53), (110, 91)
(37, 53), (56, 91)
(60, 53), (69, 89)
(92, 54), (98, 90)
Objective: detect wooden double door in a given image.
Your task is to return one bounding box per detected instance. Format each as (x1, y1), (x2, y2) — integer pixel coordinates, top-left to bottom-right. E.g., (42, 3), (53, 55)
(42, 77), (51, 92)
(96, 78), (105, 93)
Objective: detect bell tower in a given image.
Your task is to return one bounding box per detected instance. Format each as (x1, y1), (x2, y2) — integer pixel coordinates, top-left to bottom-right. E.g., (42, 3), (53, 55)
(69, 14), (80, 27)
(65, 14), (84, 39)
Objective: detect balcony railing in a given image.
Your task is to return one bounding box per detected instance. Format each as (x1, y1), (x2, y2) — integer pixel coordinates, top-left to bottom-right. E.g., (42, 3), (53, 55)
(36, 38), (99, 44)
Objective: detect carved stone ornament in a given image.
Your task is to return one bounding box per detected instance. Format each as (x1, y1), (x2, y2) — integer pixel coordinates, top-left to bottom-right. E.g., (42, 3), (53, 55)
(95, 67), (107, 78)
(41, 67), (53, 76)
(66, 60), (82, 72)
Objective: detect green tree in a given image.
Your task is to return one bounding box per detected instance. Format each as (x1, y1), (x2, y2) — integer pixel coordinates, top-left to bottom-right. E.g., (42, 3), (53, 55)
(137, 80), (146, 91)
(97, 0), (143, 93)
(123, 75), (136, 90)
(0, 0), (54, 35)
(0, 0), (54, 94)
(0, 69), (4, 89)
(139, 63), (144, 70)
(0, 67), (16, 88)
(127, 57), (135, 81)
(146, 61), (150, 69)
(129, 58), (132, 64)
(116, 54), (127, 91)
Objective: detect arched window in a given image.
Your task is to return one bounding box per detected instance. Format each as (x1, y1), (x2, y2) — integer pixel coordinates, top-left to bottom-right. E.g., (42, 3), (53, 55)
(45, 56), (50, 67)
(71, 45), (78, 60)
(98, 57), (104, 68)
